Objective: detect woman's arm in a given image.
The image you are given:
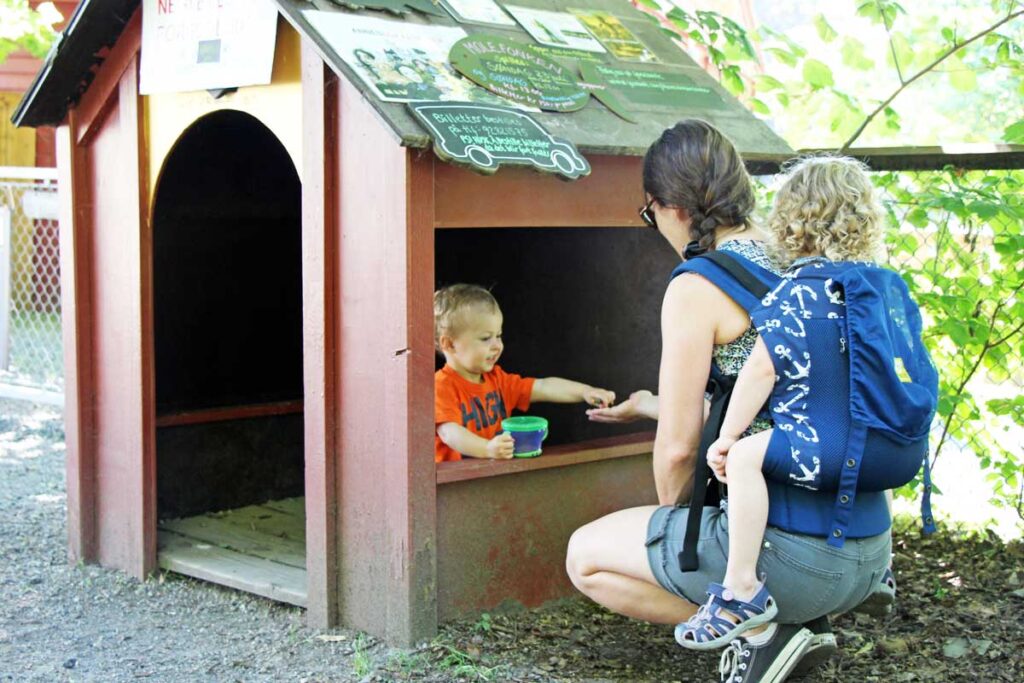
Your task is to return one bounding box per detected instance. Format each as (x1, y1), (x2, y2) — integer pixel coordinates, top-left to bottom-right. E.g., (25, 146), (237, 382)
(531, 377), (615, 407)
(654, 275), (717, 505)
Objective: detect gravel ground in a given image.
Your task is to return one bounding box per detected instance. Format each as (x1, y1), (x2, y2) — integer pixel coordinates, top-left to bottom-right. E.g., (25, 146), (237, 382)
(1, 399), (1021, 682)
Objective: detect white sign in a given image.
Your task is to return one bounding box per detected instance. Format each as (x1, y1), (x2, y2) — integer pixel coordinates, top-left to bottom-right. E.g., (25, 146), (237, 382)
(503, 6), (606, 53)
(140, 0), (279, 95)
(439, 0), (515, 27)
(303, 11), (516, 107)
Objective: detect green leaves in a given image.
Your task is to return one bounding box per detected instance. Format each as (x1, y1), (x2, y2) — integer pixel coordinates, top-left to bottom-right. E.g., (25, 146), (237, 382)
(803, 58), (835, 89)
(814, 14), (838, 43)
(0, 0), (62, 62)
(1004, 119), (1024, 143)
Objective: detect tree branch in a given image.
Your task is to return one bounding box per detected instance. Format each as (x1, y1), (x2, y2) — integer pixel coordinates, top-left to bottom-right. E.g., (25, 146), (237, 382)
(878, 0), (906, 85)
(838, 7), (1024, 153)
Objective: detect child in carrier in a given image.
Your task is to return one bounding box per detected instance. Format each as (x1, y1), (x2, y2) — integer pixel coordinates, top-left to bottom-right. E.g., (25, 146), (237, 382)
(675, 156), (937, 650)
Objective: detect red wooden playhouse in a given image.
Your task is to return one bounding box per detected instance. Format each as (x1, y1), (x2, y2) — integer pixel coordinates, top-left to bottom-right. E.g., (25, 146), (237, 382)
(14, 0), (790, 644)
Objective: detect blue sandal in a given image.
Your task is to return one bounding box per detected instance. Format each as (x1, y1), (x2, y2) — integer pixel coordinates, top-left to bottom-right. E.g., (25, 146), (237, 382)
(675, 582), (779, 651)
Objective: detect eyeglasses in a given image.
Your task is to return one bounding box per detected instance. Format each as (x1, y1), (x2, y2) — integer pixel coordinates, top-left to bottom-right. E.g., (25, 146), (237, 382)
(639, 198), (658, 229)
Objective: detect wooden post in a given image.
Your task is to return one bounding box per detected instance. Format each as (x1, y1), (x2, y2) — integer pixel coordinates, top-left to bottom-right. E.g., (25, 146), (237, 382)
(333, 75), (437, 645)
(301, 42), (340, 629)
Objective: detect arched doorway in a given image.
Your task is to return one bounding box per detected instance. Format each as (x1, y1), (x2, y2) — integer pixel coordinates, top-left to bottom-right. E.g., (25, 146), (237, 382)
(151, 110), (306, 605)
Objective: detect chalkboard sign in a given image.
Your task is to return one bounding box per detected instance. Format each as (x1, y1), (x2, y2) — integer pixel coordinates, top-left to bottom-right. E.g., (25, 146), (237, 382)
(409, 102), (590, 179)
(579, 61), (726, 112)
(449, 35), (589, 112)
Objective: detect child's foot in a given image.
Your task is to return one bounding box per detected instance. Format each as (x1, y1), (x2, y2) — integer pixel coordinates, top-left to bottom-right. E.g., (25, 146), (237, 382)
(852, 567), (896, 617)
(675, 581), (779, 651)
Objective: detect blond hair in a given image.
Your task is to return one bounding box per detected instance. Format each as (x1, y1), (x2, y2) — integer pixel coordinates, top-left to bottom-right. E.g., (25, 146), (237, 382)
(433, 284), (500, 352)
(767, 155), (885, 266)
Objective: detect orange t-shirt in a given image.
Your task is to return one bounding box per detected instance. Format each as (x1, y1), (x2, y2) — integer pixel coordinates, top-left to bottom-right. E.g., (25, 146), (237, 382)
(434, 364), (535, 462)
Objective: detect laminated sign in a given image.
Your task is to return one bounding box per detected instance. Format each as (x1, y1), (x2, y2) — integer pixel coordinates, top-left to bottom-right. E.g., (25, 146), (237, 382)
(449, 35), (589, 112)
(408, 102), (590, 180)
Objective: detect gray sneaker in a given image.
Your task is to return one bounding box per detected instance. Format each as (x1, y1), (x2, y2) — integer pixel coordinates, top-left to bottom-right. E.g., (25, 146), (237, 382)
(718, 623), (814, 683)
(790, 616), (837, 677)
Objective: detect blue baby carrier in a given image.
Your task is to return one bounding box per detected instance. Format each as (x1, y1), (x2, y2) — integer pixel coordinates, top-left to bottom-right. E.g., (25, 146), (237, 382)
(673, 250), (937, 572)
(751, 257), (939, 547)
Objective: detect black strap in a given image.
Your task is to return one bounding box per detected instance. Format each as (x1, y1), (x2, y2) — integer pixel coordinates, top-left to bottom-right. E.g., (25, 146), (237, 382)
(701, 250), (771, 299)
(676, 376), (732, 571)
(675, 250), (770, 573)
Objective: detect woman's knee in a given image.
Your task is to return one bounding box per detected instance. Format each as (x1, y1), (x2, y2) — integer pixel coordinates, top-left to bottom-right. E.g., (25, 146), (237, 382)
(565, 524), (597, 588)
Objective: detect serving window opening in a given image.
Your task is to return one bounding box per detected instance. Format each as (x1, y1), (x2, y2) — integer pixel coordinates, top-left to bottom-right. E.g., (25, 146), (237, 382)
(434, 226), (679, 462)
(151, 110), (307, 606)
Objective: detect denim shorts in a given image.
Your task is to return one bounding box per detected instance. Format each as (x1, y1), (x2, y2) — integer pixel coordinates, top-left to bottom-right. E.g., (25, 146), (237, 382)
(645, 505), (891, 624)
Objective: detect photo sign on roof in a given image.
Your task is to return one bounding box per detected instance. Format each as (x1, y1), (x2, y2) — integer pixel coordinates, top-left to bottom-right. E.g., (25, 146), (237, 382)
(408, 102), (590, 180)
(303, 11), (517, 107)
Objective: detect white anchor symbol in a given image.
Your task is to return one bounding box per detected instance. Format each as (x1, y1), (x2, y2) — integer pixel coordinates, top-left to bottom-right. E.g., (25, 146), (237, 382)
(784, 351), (811, 380)
(824, 278), (844, 305)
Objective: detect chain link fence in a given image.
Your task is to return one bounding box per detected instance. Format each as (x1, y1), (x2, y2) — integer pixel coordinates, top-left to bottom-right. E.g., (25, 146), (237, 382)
(874, 164), (1023, 521)
(0, 167), (62, 404)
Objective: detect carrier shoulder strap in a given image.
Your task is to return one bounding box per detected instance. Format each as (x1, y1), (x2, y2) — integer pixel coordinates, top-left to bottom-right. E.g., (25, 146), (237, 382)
(674, 251), (771, 572)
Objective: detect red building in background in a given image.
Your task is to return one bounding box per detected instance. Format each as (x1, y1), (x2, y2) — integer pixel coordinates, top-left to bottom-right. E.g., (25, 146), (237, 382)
(1, 2), (80, 167)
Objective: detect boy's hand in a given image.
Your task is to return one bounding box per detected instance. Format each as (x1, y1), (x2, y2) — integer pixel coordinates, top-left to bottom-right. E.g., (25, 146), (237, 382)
(487, 433), (515, 460)
(583, 387), (616, 409)
(707, 436), (736, 484)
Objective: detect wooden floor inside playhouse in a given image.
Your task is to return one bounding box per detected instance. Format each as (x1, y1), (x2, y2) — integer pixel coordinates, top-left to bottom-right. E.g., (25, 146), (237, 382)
(157, 497), (307, 607)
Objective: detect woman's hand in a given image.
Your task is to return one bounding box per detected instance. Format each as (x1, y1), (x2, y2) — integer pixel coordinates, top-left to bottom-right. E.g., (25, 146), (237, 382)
(586, 389), (654, 423)
(706, 436), (736, 484)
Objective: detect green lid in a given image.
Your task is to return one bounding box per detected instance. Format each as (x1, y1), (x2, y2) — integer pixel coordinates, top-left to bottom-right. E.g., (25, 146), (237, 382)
(501, 416), (549, 432)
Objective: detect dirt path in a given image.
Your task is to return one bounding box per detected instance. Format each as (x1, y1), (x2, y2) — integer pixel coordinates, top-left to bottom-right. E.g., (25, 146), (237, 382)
(1, 400), (1020, 682)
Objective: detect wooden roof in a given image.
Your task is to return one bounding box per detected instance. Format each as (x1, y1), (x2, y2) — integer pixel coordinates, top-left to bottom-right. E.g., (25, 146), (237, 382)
(14, 0), (793, 160)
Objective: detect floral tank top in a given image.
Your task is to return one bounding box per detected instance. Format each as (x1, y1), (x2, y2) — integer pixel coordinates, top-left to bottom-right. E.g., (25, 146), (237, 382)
(711, 239), (782, 433)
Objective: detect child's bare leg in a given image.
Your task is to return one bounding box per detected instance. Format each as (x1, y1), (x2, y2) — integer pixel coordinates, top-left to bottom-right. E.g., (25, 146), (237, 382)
(723, 429), (772, 601)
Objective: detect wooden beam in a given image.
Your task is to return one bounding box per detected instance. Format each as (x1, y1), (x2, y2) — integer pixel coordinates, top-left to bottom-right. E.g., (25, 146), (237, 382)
(301, 42), (340, 629)
(56, 113), (96, 564)
(75, 8), (141, 147)
(433, 155), (645, 228)
(334, 75), (437, 646)
(154, 401), (305, 428)
(436, 433), (655, 485)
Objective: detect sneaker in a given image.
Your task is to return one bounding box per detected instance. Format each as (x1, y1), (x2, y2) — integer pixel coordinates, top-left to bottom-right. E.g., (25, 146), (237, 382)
(790, 616), (837, 677)
(718, 623), (814, 683)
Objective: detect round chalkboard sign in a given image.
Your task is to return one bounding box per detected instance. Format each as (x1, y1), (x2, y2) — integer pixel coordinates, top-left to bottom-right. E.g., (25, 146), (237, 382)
(449, 35), (589, 113)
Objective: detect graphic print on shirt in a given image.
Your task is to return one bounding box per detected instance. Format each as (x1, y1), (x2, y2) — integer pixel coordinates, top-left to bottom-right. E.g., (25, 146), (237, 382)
(459, 391), (508, 431)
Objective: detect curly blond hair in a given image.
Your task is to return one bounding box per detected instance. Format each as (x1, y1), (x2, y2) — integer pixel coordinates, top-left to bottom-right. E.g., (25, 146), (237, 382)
(767, 155), (885, 266)
(433, 284), (500, 353)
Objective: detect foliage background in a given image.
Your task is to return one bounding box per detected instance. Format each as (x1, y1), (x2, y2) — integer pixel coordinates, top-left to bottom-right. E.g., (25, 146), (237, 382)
(638, 0), (1024, 535)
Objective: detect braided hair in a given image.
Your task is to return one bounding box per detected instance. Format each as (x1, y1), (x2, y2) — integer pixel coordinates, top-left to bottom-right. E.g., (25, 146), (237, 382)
(642, 119), (755, 253)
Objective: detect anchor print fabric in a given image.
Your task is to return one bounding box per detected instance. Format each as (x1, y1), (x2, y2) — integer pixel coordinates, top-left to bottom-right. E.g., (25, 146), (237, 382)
(751, 258), (848, 490)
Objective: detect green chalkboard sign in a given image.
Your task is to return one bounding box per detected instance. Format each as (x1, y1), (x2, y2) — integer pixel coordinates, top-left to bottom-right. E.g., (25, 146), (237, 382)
(449, 35), (589, 113)
(579, 62), (726, 112)
(408, 102), (591, 180)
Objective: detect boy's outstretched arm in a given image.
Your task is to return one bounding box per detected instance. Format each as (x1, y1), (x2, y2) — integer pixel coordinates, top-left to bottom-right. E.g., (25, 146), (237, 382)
(437, 422), (515, 460)
(531, 377), (615, 408)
